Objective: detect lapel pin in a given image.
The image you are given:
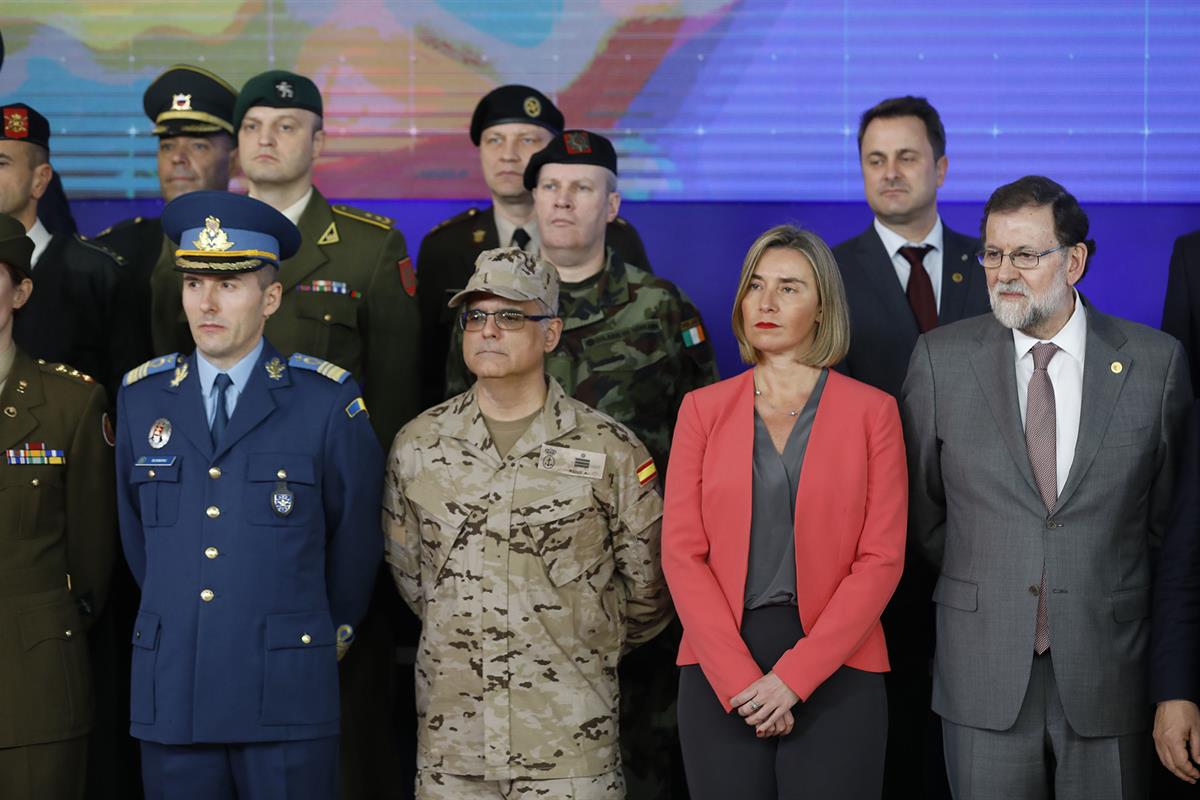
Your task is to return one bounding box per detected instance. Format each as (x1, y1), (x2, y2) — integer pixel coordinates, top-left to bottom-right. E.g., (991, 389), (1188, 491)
(951, 272), (964, 283)
(170, 362), (189, 387)
(473, 229), (486, 244)
(148, 418), (172, 449)
(1110, 361), (1123, 374)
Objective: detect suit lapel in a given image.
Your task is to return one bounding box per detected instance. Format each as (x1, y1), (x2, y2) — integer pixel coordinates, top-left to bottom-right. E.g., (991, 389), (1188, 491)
(0, 350), (44, 448)
(163, 352), (213, 458)
(855, 226), (920, 339)
(970, 322), (1040, 498)
(213, 345), (284, 462)
(279, 189), (332, 293)
(1056, 307), (1128, 510)
(719, 371), (756, 620)
(938, 228), (976, 324)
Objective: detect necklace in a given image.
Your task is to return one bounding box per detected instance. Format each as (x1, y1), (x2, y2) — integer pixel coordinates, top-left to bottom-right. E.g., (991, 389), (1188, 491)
(753, 371), (802, 417)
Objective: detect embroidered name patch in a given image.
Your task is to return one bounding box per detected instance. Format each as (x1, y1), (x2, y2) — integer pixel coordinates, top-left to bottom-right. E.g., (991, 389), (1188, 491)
(538, 444), (606, 480)
(297, 280), (362, 298)
(6, 443), (65, 464)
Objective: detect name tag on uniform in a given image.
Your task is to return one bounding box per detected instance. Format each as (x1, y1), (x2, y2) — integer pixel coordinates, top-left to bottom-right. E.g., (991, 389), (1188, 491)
(538, 444), (606, 480)
(135, 456), (177, 467)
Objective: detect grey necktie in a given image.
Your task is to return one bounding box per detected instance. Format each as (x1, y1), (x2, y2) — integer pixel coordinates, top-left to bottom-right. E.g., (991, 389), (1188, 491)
(1026, 342), (1059, 654)
(210, 373), (232, 447)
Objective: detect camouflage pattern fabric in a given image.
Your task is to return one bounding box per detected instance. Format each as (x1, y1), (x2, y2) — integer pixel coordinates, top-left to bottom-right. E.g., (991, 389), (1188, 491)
(416, 768), (624, 799)
(446, 250), (720, 473)
(384, 378), (672, 783)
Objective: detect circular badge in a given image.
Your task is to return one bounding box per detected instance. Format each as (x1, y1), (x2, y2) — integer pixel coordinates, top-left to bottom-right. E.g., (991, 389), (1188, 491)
(148, 418), (172, 449)
(524, 96), (542, 118)
(541, 451), (556, 471)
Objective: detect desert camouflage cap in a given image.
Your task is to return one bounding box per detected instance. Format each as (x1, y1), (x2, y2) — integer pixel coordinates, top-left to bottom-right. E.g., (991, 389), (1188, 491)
(447, 246), (559, 313)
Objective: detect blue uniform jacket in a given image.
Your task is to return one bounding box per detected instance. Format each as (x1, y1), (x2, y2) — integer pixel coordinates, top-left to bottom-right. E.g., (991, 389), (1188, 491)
(114, 341), (383, 744)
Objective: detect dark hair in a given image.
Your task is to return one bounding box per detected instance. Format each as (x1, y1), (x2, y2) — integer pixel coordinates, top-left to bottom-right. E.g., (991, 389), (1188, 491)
(981, 175), (1096, 265)
(857, 96), (946, 160)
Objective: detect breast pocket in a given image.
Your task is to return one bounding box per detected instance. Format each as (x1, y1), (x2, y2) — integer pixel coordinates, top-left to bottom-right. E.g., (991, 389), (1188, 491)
(407, 481), (473, 590)
(245, 454), (318, 527)
(14, 598), (89, 731)
(129, 458), (182, 527)
(0, 465), (65, 539)
(515, 485), (611, 588)
(287, 291), (362, 370)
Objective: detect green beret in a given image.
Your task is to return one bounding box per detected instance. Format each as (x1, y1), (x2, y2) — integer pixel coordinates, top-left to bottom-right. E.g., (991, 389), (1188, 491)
(233, 70), (323, 131)
(0, 213), (33, 281)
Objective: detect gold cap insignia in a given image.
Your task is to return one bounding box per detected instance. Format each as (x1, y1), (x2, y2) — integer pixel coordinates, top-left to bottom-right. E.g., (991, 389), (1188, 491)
(172, 93), (193, 111)
(524, 96), (542, 118)
(193, 216), (234, 252)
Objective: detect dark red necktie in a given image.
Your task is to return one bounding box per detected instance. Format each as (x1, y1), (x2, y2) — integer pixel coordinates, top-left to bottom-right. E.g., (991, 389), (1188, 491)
(900, 245), (937, 332)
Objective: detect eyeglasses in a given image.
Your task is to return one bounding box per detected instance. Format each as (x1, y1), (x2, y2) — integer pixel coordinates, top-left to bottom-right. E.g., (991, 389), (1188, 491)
(459, 308), (554, 331)
(976, 244), (1070, 270)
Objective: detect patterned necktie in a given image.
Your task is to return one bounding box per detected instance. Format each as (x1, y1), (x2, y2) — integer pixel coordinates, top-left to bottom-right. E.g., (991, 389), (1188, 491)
(511, 227), (531, 251)
(1026, 342), (1059, 654)
(210, 373), (232, 447)
(899, 245), (937, 333)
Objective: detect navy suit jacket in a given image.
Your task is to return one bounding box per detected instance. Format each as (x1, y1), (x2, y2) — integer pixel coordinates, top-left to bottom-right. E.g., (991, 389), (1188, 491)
(115, 342), (383, 744)
(833, 222), (990, 399)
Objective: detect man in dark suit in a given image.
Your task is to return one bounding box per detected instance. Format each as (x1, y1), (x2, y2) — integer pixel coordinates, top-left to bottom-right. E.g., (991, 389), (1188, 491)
(0, 103), (134, 396)
(1162, 232), (1200, 392)
(831, 95), (990, 799)
(115, 191), (382, 800)
(904, 175), (1192, 798)
(416, 85), (651, 405)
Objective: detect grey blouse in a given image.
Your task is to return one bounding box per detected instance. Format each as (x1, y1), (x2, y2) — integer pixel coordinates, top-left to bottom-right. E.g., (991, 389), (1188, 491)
(744, 368), (828, 609)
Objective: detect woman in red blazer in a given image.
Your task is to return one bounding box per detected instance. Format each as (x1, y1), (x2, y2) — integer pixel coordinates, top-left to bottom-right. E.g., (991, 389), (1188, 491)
(663, 225), (907, 799)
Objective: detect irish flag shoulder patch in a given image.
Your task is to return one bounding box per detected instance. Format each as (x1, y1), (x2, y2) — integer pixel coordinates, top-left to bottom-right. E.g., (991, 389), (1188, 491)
(680, 319), (706, 347)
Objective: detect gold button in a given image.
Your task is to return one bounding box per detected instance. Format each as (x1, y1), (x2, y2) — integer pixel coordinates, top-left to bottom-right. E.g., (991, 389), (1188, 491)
(3, 406), (15, 418)
(30, 478), (39, 487)
(204, 546), (219, 560)
(951, 272), (964, 283)
(206, 506), (221, 519)
(147, 469), (157, 478)
(209, 466), (222, 479)
(276, 468), (287, 479)
(200, 589), (215, 602)
(1111, 361), (1123, 374)
(322, 313), (333, 322)
(300, 633), (312, 645)
(64, 629), (73, 638)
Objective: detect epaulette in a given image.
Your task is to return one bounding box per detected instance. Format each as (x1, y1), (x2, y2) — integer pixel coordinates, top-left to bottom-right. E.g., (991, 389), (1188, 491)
(288, 353), (351, 384)
(96, 216), (146, 238)
(428, 207), (479, 234)
(331, 205), (393, 231)
(74, 234), (127, 266)
(123, 353), (181, 386)
(37, 359), (96, 384)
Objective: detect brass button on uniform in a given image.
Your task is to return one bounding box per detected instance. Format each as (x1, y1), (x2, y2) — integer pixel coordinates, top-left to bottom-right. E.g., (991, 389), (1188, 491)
(64, 629), (73, 639)
(30, 478), (39, 487)
(3, 406), (15, 418)
(209, 466), (222, 479)
(134, 630), (141, 639)
(200, 589), (215, 602)
(148, 469), (157, 478)
(204, 547), (219, 560)
(322, 313), (333, 322)
(206, 506), (221, 519)
(276, 469), (287, 479)
(300, 633), (312, 645)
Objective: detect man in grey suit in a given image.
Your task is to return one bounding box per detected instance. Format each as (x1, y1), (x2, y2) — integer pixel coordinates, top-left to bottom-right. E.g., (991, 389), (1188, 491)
(834, 95), (990, 799)
(903, 175), (1192, 798)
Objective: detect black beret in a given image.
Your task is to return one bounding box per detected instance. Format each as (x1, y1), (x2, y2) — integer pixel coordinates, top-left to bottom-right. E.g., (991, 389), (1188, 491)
(143, 65), (237, 137)
(469, 85), (563, 146)
(0, 212), (33, 281)
(234, 70), (323, 132)
(1, 103), (50, 153)
(522, 130), (617, 190)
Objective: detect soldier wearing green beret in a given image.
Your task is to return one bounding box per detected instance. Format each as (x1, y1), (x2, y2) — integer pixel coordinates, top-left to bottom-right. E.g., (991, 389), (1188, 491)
(0, 212), (118, 800)
(417, 85), (653, 406)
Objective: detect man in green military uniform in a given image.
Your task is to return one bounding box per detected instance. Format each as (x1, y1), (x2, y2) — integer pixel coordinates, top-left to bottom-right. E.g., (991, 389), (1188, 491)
(418, 85), (652, 405)
(0, 213), (117, 800)
(386, 247), (671, 799)
(97, 64), (239, 363)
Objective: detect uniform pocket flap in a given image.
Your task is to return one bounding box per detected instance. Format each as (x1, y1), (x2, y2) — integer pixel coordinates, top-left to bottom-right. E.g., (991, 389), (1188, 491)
(265, 611), (335, 650)
(130, 457), (181, 484)
(131, 610), (161, 650)
(1112, 586), (1150, 621)
(520, 485), (594, 526)
(407, 481), (471, 529)
(293, 291), (359, 327)
(247, 454), (315, 485)
(18, 601), (80, 650)
(933, 574), (979, 612)
(583, 322), (669, 373)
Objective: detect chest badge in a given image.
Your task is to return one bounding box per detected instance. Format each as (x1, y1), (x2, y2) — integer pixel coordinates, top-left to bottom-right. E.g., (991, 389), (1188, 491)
(272, 480), (294, 517)
(148, 418), (172, 449)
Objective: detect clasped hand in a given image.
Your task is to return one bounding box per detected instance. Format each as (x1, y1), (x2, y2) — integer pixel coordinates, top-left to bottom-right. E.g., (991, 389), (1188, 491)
(730, 672), (800, 738)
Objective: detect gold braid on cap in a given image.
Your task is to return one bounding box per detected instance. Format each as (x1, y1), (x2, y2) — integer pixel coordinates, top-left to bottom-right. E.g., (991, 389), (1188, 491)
(174, 257), (266, 271)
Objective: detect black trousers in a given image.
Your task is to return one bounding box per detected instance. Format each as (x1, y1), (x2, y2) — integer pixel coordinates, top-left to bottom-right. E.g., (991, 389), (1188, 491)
(677, 605), (887, 800)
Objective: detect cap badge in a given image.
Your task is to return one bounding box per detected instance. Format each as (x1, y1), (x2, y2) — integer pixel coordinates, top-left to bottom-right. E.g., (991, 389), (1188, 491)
(275, 81), (294, 100)
(564, 130), (591, 155)
(171, 93), (193, 111)
(3, 107), (29, 139)
(193, 216), (234, 252)
(524, 96), (542, 118)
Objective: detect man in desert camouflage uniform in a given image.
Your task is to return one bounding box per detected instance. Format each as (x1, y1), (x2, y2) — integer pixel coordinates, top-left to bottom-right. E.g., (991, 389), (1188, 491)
(386, 247), (670, 800)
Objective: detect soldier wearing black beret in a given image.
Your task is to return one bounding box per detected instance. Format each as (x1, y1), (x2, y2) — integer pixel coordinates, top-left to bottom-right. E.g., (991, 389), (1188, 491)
(96, 64), (239, 368)
(0, 211), (118, 800)
(416, 84), (654, 407)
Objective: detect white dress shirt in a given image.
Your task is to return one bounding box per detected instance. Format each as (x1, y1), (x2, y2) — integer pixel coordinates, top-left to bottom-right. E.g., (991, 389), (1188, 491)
(874, 216), (945, 311)
(493, 212), (541, 255)
(276, 187), (314, 228)
(1012, 291), (1087, 496)
(26, 218), (52, 269)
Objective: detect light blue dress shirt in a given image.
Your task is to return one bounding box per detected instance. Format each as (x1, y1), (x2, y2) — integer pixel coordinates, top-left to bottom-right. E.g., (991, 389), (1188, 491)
(196, 338), (264, 428)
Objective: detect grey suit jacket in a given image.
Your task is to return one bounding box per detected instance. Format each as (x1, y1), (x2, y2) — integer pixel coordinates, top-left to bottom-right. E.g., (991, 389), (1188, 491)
(902, 301), (1193, 737)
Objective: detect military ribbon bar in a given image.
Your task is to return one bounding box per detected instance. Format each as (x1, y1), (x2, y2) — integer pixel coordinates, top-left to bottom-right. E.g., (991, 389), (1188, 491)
(297, 280), (362, 298)
(6, 442), (66, 464)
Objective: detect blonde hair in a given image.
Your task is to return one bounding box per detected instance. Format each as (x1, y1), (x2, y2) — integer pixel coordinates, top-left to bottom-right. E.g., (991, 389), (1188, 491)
(730, 224), (851, 366)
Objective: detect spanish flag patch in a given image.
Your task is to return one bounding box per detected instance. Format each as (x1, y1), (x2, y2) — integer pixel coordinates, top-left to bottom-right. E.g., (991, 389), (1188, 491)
(636, 457), (657, 486)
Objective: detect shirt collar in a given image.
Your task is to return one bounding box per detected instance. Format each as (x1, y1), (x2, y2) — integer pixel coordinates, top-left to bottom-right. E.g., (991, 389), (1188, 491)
(1011, 289), (1087, 364)
(276, 187), (314, 227)
(195, 338), (265, 397)
(493, 211), (540, 253)
(874, 215), (944, 259)
(26, 218), (52, 268)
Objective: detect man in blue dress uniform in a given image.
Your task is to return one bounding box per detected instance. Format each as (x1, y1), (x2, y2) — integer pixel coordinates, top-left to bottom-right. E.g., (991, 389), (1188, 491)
(114, 190), (383, 800)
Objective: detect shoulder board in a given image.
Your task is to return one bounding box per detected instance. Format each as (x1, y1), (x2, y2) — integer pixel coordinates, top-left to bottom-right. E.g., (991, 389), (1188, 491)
(429, 207), (480, 234)
(288, 353), (351, 384)
(96, 216), (147, 239)
(332, 205), (394, 230)
(123, 353), (181, 386)
(74, 234), (127, 266)
(40, 361), (97, 384)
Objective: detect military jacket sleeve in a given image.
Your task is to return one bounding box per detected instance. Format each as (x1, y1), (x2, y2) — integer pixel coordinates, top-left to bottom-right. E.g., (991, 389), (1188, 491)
(66, 381), (118, 624)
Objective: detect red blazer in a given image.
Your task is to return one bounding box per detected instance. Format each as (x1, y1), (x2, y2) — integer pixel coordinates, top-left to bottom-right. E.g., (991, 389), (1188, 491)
(662, 368), (906, 711)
